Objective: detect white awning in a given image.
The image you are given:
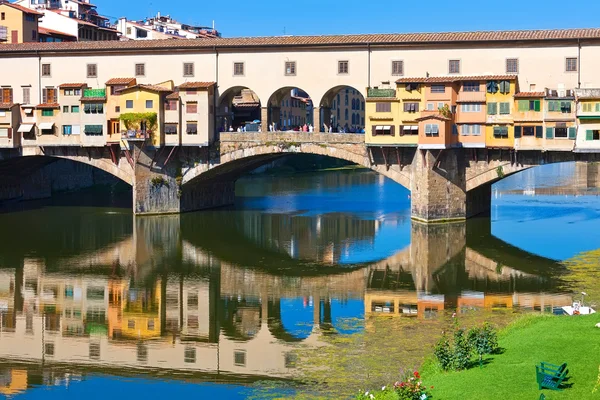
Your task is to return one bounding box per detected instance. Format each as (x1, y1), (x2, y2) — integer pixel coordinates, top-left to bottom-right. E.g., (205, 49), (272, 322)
(17, 124), (34, 133)
(408, 125), (419, 131)
(382, 126), (391, 130)
(39, 122), (54, 130)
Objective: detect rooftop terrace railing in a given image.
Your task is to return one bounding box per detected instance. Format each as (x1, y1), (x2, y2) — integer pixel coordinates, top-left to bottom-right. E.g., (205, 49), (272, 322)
(83, 88), (106, 98)
(367, 88), (396, 98)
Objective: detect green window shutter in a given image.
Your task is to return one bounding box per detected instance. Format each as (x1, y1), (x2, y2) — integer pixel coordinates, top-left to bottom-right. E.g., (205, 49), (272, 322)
(546, 127), (554, 139)
(518, 100), (527, 111)
(535, 126), (543, 138)
(493, 126), (499, 135)
(548, 101), (555, 112)
(514, 126), (522, 138)
(586, 130), (594, 141)
(596, 103), (600, 112)
(487, 102), (497, 115)
(568, 127), (576, 139)
(499, 103), (509, 114)
(534, 100), (541, 112)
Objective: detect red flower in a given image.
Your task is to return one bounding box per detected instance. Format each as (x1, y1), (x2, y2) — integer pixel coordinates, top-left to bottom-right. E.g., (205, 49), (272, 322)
(414, 371), (421, 379)
(431, 386), (434, 389)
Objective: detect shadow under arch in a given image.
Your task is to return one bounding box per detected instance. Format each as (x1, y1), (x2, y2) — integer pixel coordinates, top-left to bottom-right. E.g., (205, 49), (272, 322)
(219, 296), (262, 342)
(267, 299), (313, 343)
(318, 85), (366, 133)
(216, 86), (262, 132)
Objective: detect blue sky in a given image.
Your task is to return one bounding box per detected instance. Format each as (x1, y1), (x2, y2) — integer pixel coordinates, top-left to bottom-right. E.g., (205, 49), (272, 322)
(96, 0), (599, 38)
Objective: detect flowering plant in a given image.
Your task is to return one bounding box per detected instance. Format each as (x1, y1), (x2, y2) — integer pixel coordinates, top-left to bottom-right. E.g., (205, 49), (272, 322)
(355, 371), (433, 400)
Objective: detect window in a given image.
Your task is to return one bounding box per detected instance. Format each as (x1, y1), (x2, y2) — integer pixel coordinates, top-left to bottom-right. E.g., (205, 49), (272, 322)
(431, 85), (445, 94)
(285, 352), (298, 369)
(126, 100), (133, 109)
(586, 130), (600, 141)
(135, 63), (145, 77)
(499, 80), (511, 94)
(126, 27), (132, 35)
(461, 124), (481, 136)
(392, 60), (403, 76)
(62, 125), (72, 135)
(44, 343), (55, 356)
(32, 30), (36, 40)
(565, 57), (578, 72)
(448, 59), (460, 74)
(71, 105), (79, 113)
(22, 87), (30, 104)
(425, 124), (439, 136)
(506, 58), (519, 74)
(186, 102), (198, 113)
(583, 103), (592, 112)
(554, 127), (569, 138)
(128, 320), (135, 329)
(426, 103), (434, 111)
(403, 102), (419, 112)
(499, 102), (510, 114)
(148, 320), (155, 331)
(438, 102), (445, 110)
(62, 105), (69, 113)
(42, 88), (56, 104)
(559, 101), (572, 113)
(115, 106), (120, 113)
(338, 60), (349, 74)
(186, 122), (198, 134)
(233, 62), (244, 76)
(165, 100), (178, 111)
(401, 125), (419, 135)
(518, 100), (541, 112)
(460, 104), (481, 112)
(137, 344), (148, 362)
(285, 61), (296, 76)
(463, 82), (480, 92)
(64, 89), (73, 96)
(0, 87), (13, 103)
(42, 109), (53, 117)
(372, 125), (394, 136)
(87, 64), (97, 78)
(522, 126), (535, 136)
(1, 12), (4, 20)
(234, 350), (247, 367)
(493, 126), (509, 138)
(25, 14), (35, 22)
(84, 103), (103, 114)
(89, 343), (100, 360)
(165, 123), (178, 135)
(183, 62), (194, 77)
(84, 125), (103, 136)
(145, 100), (153, 109)
(184, 347), (196, 363)
(42, 64), (51, 77)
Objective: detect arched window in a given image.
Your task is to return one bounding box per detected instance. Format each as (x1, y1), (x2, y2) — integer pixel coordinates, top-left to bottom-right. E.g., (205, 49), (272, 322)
(337, 108), (340, 119)
(346, 88), (349, 94)
(361, 117), (365, 126)
(351, 114), (356, 125)
(345, 109), (348, 120)
(361, 102), (365, 111)
(345, 95), (348, 106)
(337, 93), (340, 103)
(333, 100), (336, 109)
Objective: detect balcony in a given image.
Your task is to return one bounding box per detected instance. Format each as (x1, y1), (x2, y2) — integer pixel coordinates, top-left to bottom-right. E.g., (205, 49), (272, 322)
(456, 91), (486, 103)
(367, 88), (396, 98)
(121, 130), (149, 141)
(83, 88), (106, 98)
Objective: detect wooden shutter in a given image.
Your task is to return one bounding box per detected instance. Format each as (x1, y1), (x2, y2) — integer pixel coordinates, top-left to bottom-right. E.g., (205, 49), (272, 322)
(586, 130), (593, 141)
(371, 126), (377, 136)
(535, 126), (543, 138)
(568, 127), (576, 139)
(514, 126), (522, 138)
(390, 125), (395, 137)
(398, 125), (404, 136)
(7, 128), (12, 139)
(42, 88), (47, 104)
(534, 100), (541, 112)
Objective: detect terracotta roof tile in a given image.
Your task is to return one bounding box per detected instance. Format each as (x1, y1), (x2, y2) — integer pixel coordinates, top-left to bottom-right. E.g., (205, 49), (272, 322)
(38, 27), (77, 39)
(59, 83), (86, 88)
(166, 92), (180, 100)
(514, 92), (546, 98)
(1, 28), (600, 53)
(396, 75), (517, 84)
(119, 84), (173, 93)
(178, 81), (216, 89)
(80, 96), (106, 102)
(0, 3), (43, 16)
(105, 78), (136, 86)
(416, 114), (451, 122)
(0, 103), (14, 110)
(36, 103), (60, 109)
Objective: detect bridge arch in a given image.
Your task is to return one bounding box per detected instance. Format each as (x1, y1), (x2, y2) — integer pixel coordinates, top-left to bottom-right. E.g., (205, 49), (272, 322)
(0, 152), (133, 187)
(266, 86), (313, 131)
(180, 138), (412, 190)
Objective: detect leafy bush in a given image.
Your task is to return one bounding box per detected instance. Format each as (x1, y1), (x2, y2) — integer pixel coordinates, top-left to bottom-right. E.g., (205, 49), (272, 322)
(356, 371), (433, 400)
(468, 322), (499, 366)
(452, 328), (473, 371)
(433, 334), (453, 371)
(434, 320), (499, 371)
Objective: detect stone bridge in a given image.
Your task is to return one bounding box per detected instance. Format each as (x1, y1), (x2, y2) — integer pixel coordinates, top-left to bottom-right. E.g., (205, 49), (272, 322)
(1, 133), (600, 222)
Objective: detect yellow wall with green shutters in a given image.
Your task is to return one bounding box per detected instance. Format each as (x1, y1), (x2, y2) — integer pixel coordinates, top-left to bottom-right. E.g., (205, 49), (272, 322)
(485, 125), (514, 148)
(119, 89), (163, 147)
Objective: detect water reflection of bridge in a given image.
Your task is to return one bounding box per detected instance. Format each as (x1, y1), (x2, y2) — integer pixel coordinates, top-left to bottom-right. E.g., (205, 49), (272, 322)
(0, 215), (575, 394)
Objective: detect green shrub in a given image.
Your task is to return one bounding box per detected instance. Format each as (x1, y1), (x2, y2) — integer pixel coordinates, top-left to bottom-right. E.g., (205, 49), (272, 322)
(434, 320), (499, 371)
(433, 334), (453, 371)
(452, 328), (472, 371)
(468, 322), (499, 367)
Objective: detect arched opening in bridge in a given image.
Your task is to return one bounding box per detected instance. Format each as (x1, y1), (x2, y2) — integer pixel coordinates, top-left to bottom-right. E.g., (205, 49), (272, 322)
(217, 86), (262, 132)
(0, 155), (132, 210)
(219, 295), (262, 341)
(319, 86), (366, 133)
(266, 86), (313, 131)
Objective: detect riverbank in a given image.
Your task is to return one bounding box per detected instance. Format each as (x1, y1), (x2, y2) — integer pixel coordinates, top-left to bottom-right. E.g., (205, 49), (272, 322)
(423, 314), (600, 399)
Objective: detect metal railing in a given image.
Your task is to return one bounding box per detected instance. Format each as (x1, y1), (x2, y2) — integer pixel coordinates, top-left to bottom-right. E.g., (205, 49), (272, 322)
(83, 88), (106, 98)
(367, 88), (396, 98)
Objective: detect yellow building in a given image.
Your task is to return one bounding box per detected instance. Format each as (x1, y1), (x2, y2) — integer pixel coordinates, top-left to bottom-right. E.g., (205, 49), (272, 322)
(0, 2), (42, 44)
(121, 281), (162, 340)
(105, 77), (137, 142)
(544, 89), (576, 151)
(485, 77), (517, 148)
(118, 80), (174, 147)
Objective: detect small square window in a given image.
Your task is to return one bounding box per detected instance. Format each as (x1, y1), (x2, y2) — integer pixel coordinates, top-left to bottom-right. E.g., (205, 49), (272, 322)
(135, 63), (145, 77)
(285, 61), (296, 76)
(506, 58), (519, 74)
(126, 100), (133, 109)
(449, 59), (460, 74)
(338, 60), (349, 74)
(234, 350), (246, 366)
(184, 347), (196, 363)
(115, 106), (120, 113)
(566, 57), (578, 72)
(183, 62), (194, 77)
(1, 12), (5, 21)
(42, 64), (51, 77)
(44, 343), (54, 356)
(62, 105), (69, 113)
(145, 99), (153, 109)
(87, 64), (97, 78)
(392, 60), (404, 76)
(128, 319), (135, 329)
(89, 343), (100, 360)
(233, 62), (244, 76)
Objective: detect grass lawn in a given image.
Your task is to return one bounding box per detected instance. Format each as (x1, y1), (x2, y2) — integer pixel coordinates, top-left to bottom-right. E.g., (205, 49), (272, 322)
(423, 314), (600, 400)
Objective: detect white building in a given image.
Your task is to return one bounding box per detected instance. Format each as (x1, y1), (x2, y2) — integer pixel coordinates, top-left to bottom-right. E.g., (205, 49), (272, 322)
(117, 12), (220, 41)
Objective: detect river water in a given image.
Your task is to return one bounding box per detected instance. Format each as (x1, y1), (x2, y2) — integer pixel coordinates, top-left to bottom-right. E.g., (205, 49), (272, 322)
(0, 162), (598, 399)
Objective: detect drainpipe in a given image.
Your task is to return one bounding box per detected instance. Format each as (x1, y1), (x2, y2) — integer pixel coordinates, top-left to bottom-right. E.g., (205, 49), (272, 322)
(367, 43), (371, 89)
(577, 39), (581, 88)
(214, 46), (219, 142)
